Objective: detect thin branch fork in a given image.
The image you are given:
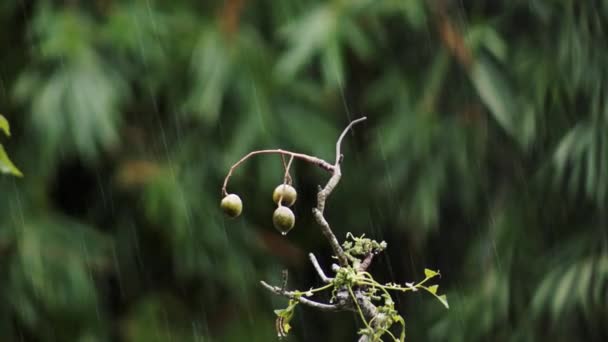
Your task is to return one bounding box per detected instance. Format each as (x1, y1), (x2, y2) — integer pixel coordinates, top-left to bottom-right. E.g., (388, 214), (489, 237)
(309, 253), (332, 283)
(260, 281), (340, 312)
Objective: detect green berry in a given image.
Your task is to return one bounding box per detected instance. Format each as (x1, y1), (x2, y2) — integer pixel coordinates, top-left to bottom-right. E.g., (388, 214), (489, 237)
(221, 194), (242, 218)
(272, 184), (297, 207)
(273, 206), (295, 234)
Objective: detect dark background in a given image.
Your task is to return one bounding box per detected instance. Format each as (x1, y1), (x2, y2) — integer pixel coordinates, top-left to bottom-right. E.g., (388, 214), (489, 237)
(0, 0), (607, 341)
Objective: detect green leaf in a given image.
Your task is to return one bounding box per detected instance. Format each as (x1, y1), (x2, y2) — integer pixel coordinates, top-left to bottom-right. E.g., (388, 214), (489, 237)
(276, 5), (336, 78)
(320, 38), (344, 88)
(576, 258), (594, 318)
(551, 264), (578, 320)
(15, 12), (128, 161)
(274, 300), (299, 337)
(0, 114), (10, 136)
(466, 25), (507, 62)
(186, 28), (234, 123)
(424, 268), (439, 279)
(470, 56), (534, 148)
(281, 321), (292, 335)
(438, 294), (449, 309)
(422, 284), (449, 309)
(0, 144), (23, 177)
(13, 217), (111, 317)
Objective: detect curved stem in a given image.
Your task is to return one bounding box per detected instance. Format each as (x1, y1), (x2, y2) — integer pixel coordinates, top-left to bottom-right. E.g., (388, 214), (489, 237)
(221, 149), (334, 196)
(280, 154), (293, 185)
(309, 253), (332, 283)
(335, 117), (367, 165)
(378, 327), (398, 341)
(276, 155), (295, 205)
(309, 283), (333, 293)
(283, 155), (294, 183)
(360, 280), (394, 298)
(358, 280), (428, 294)
(348, 285), (371, 331)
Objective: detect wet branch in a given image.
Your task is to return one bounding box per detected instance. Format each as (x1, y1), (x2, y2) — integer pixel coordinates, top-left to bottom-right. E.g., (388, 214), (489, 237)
(309, 253), (332, 283)
(260, 281), (340, 312)
(221, 149), (334, 196)
(314, 117), (367, 266)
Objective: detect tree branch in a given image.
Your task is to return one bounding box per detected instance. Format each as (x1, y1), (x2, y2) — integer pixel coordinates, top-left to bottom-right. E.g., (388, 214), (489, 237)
(260, 281), (341, 312)
(335, 117), (367, 165)
(222, 149), (334, 196)
(309, 253), (332, 283)
(312, 208), (349, 265)
(314, 116), (367, 266)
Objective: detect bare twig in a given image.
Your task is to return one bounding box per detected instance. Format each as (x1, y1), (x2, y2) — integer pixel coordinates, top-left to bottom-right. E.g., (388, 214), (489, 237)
(314, 117), (367, 266)
(280, 154), (293, 185)
(335, 117), (367, 165)
(260, 281), (340, 312)
(222, 149), (334, 196)
(309, 253), (332, 283)
(311, 209), (349, 265)
(283, 155), (294, 183)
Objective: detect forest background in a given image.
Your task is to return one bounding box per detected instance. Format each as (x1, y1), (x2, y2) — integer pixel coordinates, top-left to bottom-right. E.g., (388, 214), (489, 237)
(0, 1), (606, 341)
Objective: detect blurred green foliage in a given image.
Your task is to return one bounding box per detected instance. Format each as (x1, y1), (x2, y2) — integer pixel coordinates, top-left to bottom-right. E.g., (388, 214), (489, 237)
(0, 114), (23, 176)
(0, 0), (607, 341)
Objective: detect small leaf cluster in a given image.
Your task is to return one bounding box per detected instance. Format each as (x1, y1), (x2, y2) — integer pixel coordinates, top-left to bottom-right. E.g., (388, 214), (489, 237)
(273, 234), (448, 341)
(343, 232), (387, 257)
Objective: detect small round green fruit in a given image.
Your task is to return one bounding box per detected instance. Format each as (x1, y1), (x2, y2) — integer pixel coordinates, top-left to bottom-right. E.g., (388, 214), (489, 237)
(221, 194), (242, 218)
(273, 206), (295, 234)
(272, 184), (297, 207)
